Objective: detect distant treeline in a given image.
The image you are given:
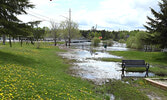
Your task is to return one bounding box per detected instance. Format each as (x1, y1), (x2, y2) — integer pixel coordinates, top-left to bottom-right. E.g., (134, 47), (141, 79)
(80, 29), (141, 41)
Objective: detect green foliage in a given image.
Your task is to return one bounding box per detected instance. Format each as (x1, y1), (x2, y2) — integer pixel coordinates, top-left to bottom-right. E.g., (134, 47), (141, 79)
(102, 40), (113, 47)
(33, 28), (45, 41)
(59, 20), (80, 46)
(88, 32), (101, 39)
(126, 31), (148, 49)
(118, 39), (126, 43)
(144, 0), (167, 48)
(107, 39), (114, 46)
(50, 21), (60, 46)
(0, 0), (34, 37)
(92, 37), (101, 46)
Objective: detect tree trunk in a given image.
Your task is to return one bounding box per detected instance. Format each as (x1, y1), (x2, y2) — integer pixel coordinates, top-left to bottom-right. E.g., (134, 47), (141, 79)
(65, 40), (68, 47)
(30, 37), (34, 45)
(68, 38), (71, 46)
(9, 35), (12, 47)
(37, 39), (40, 49)
(21, 39), (23, 47)
(54, 39), (57, 46)
(3, 34), (6, 45)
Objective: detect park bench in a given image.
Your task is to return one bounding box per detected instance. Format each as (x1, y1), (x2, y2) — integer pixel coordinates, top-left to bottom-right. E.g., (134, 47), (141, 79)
(121, 60), (149, 77)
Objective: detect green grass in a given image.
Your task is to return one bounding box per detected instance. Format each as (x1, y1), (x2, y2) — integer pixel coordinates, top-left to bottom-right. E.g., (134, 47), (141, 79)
(0, 42), (103, 99)
(96, 78), (167, 100)
(125, 67), (147, 72)
(109, 51), (167, 76)
(99, 58), (122, 62)
(1, 43), (167, 99)
(95, 79), (149, 100)
(109, 51), (167, 66)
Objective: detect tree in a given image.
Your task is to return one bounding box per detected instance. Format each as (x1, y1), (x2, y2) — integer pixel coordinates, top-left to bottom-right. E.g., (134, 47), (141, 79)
(50, 21), (60, 46)
(60, 21), (69, 46)
(0, 0), (34, 45)
(60, 20), (80, 46)
(144, 0), (167, 48)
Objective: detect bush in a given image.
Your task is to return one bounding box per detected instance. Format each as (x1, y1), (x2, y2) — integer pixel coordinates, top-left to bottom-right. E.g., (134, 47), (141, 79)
(107, 39), (114, 46)
(126, 31), (147, 49)
(102, 41), (107, 45)
(118, 39), (126, 43)
(92, 37), (101, 46)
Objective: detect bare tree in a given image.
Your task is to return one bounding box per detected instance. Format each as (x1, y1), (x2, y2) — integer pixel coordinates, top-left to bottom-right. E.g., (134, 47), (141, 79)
(50, 20), (60, 46)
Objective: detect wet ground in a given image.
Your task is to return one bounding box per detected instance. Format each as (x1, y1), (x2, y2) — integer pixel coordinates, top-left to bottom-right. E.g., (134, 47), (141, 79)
(59, 42), (155, 84)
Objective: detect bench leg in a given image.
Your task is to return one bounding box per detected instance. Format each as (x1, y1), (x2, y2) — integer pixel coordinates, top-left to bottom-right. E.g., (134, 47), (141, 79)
(145, 68), (149, 77)
(121, 67), (125, 77)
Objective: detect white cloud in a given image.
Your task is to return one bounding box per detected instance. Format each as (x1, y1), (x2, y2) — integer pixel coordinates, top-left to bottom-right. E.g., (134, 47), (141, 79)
(18, 0), (160, 30)
(73, 0), (160, 30)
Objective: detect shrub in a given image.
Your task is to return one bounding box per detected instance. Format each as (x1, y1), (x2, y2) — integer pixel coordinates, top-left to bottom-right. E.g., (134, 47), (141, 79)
(118, 39), (126, 43)
(126, 31), (147, 49)
(92, 37), (101, 46)
(107, 39), (114, 46)
(102, 41), (107, 45)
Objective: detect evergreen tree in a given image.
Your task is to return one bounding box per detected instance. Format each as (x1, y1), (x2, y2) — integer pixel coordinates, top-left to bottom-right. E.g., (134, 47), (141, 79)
(0, 0), (34, 45)
(144, 0), (167, 48)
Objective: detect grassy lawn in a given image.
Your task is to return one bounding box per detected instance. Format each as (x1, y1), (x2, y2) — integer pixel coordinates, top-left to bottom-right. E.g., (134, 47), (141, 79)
(108, 51), (167, 76)
(95, 51), (167, 99)
(1, 43), (167, 100)
(0, 42), (103, 99)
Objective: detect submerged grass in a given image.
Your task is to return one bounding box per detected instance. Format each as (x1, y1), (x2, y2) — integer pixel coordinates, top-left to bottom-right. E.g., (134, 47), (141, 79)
(108, 51), (167, 76)
(95, 79), (149, 100)
(96, 78), (167, 100)
(0, 43), (103, 99)
(100, 58), (122, 62)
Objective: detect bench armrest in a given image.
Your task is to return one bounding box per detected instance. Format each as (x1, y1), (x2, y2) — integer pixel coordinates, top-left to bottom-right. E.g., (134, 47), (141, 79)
(122, 63), (125, 68)
(146, 63), (150, 69)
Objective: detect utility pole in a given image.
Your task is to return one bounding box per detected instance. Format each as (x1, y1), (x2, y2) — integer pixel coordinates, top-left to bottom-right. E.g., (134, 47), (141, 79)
(68, 8), (71, 46)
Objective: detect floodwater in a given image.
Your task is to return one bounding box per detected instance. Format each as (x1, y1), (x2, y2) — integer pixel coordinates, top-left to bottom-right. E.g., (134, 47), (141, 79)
(70, 41), (129, 51)
(59, 42), (155, 84)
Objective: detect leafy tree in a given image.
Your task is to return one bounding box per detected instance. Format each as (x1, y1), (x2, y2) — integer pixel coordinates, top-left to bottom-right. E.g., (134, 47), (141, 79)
(0, 0), (34, 45)
(60, 21), (69, 46)
(126, 31), (148, 49)
(60, 20), (80, 46)
(144, 0), (167, 48)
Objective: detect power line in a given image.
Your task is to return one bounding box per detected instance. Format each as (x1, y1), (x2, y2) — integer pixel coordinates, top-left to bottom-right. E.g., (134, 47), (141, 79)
(28, 11), (51, 19)
(28, 13), (49, 21)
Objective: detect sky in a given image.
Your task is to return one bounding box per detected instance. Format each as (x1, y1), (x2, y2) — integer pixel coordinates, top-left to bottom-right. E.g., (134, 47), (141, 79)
(18, 0), (160, 31)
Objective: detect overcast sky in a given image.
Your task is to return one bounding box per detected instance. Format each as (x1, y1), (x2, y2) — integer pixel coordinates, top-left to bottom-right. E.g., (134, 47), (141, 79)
(18, 0), (160, 31)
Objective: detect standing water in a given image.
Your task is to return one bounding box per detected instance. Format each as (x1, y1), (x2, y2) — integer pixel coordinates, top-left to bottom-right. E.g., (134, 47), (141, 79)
(59, 42), (154, 84)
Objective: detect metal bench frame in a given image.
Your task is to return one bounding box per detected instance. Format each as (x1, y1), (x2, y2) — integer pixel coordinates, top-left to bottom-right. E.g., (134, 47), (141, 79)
(121, 60), (149, 77)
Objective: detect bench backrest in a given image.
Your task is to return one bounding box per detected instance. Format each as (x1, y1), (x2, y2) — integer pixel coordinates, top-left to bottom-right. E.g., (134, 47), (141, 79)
(122, 60), (145, 65)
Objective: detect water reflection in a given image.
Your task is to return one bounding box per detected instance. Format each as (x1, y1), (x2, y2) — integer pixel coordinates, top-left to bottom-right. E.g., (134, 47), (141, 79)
(70, 41), (130, 51)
